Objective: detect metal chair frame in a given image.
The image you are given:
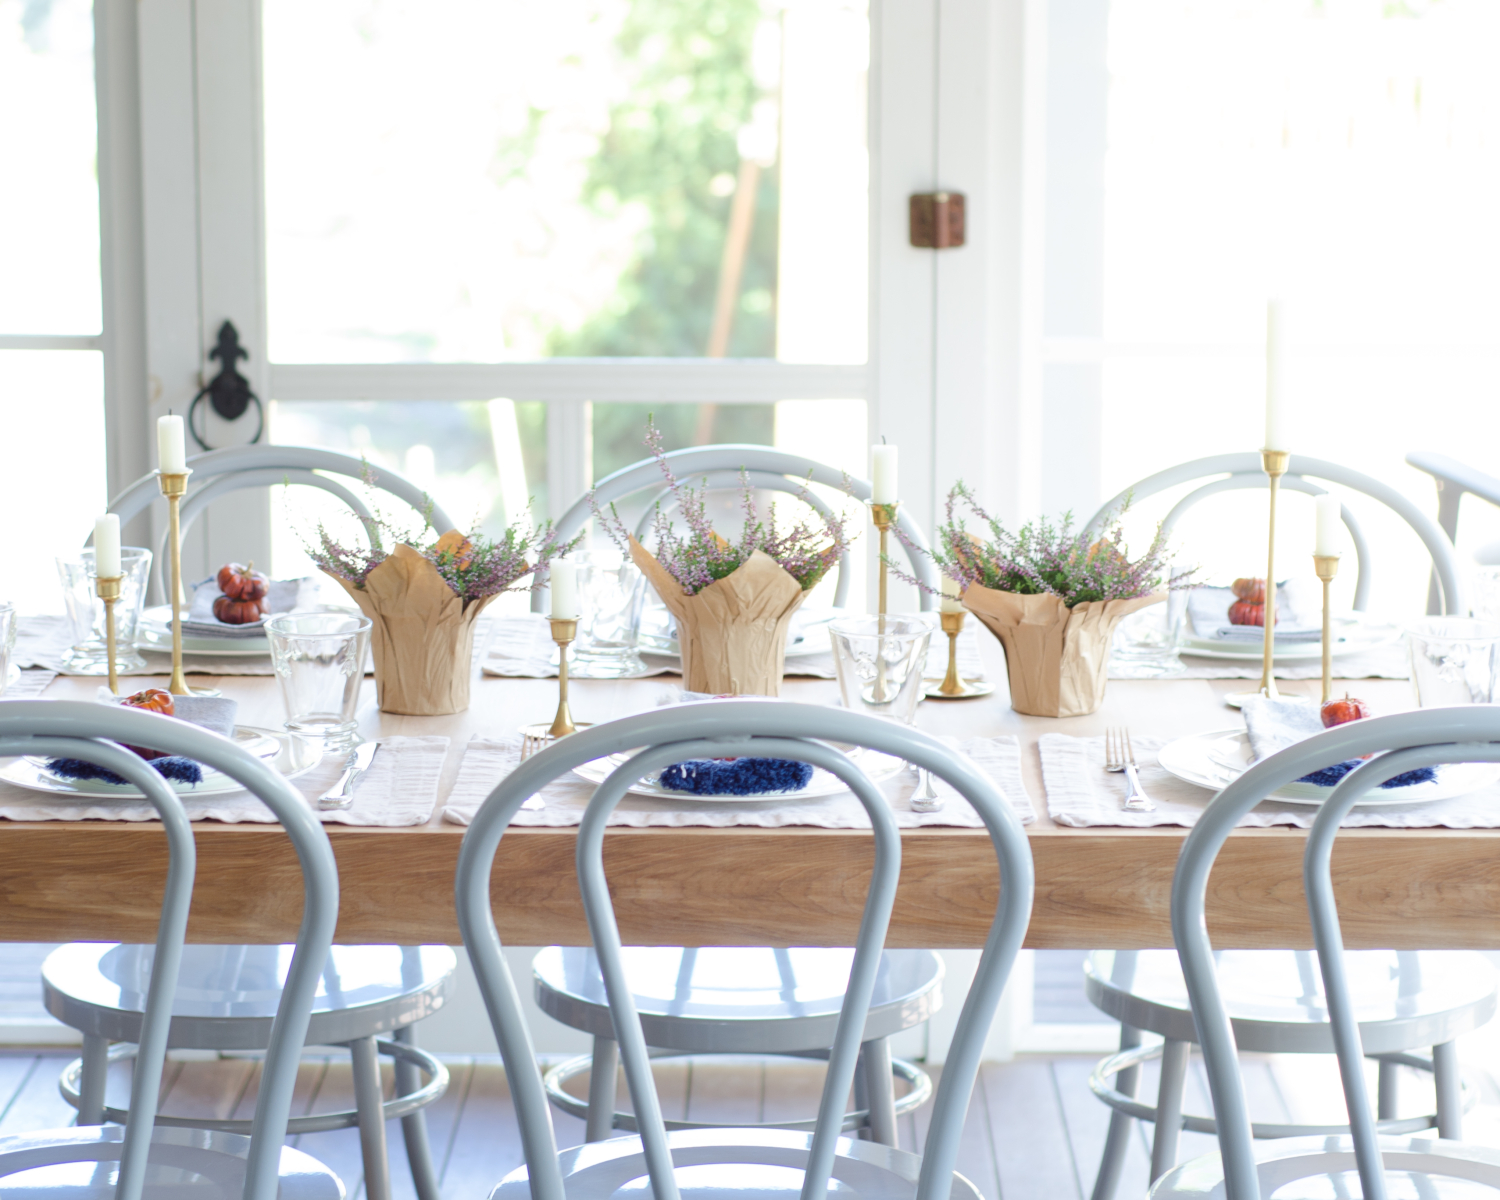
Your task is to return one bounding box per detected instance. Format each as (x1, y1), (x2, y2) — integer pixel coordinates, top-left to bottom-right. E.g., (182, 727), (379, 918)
(539, 445), (940, 612)
(1085, 452), (1467, 616)
(0, 701), (339, 1200)
(455, 701), (1034, 1200)
(1163, 708), (1500, 1200)
(1407, 450), (1500, 613)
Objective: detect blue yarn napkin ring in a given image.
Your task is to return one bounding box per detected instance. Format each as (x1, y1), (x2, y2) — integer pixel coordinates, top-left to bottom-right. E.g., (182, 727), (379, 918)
(658, 757), (813, 796)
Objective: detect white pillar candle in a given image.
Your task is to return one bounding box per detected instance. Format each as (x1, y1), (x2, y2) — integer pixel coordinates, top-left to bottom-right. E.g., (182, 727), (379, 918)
(871, 444), (898, 504)
(94, 514), (121, 578)
(550, 559), (579, 619)
(1315, 493), (1341, 557)
(940, 575), (963, 613)
(157, 415), (187, 473)
(1264, 300), (1288, 451)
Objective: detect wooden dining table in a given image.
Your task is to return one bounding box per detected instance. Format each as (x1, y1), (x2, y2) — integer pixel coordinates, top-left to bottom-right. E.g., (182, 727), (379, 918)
(6, 634), (1495, 954)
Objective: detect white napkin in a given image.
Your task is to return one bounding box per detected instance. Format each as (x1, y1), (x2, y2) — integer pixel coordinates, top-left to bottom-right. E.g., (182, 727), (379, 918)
(441, 733), (1033, 829)
(0, 734), (447, 825)
(1038, 732), (1500, 830)
(1187, 584), (1322, 642)
(0, 670), (58, 700)
(1240, 694), (1325, 761)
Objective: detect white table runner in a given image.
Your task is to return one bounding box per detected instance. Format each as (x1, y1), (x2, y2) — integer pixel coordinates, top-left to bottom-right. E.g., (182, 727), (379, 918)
(442, 733), (1033, 829)
(2, 671), (59, 700)
(1113, 642), (1410, 682)
(1039, 732), (1500, 829)
(0, 735), (447, 826)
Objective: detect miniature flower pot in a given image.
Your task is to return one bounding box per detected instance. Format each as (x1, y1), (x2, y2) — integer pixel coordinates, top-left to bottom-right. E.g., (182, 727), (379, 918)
(962, 584), (1163, 717)
(628, 538), (808, 696)
(327, 539), (498, 716)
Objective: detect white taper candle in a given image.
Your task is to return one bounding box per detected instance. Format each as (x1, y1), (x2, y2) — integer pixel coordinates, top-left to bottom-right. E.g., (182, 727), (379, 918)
(871, 444), (898, 504)
(550, 559), (579, 619)
(157, 415), (187, 473)
(1315, 493), (1341, 557)
(940, 575), (963, 613)
(94, 515), (121, 578)
(1264, 300), (1288, 451)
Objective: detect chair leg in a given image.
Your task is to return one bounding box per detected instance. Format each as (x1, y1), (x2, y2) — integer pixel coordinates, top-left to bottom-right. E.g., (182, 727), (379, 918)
(1433, 1040), (1462, 1140)
(860, 1037), (898, 1148)
(1091, 1024), (1143, 1200)
(1377, 1056), (1399, 1122)
(586, 1035), (620, 1143)
(78, 1034), (109, 1126)
(1149, 1039), (1191, 1184)
(393, 1026), (441, 1200)
(350, 1035), (392, 1200)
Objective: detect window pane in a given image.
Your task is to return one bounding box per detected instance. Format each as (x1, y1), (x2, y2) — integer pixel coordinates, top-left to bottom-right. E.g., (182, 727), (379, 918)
(262, 0), (867, 365)
(0, 351), (106, 613)
(0, 0), (100, 335)
(1100, 0), (1500, 618)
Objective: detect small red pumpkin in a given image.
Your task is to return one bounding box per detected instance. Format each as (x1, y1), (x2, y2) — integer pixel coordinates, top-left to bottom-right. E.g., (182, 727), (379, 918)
(121, 688), (174, 760)
(1231, 577), (1267, 604)
(217, 562), (269, 603)
(1321, 694), (1372, 729)
(213, 595), (266, 625)
(1227, 600), (1275, 626)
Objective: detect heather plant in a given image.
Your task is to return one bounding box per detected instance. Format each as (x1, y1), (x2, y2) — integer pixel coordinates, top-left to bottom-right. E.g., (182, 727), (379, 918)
(593, 421), (853, 595)
(304, 472), (577, 606)
(897, 482), (1192, 607)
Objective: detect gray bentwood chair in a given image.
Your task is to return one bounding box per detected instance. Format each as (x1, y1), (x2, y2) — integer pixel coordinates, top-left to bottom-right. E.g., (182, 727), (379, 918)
(1407, 451), (1500, 613)
(455, 700), (1034, 1200)
(106, 445), (455, 603)
(537, 444), (941, 613)
(0, 701), (342, 1200)
(1154, 708), (1500, 1200)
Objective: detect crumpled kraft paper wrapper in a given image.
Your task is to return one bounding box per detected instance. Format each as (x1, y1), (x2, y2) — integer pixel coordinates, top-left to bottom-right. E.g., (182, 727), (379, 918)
(327, 534), (499, 716)
(962, 583), (1163, 717)
(628, 538), (809, 696)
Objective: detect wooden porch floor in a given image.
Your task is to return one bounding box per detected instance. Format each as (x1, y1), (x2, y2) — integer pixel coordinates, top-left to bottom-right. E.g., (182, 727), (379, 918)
(2, 1041), (1500, 1200)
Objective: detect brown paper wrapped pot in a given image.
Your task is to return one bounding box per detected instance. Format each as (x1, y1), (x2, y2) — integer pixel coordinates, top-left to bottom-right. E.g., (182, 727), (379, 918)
(628, 538), (808, 696)
(327, 538), (498, 716)
(962, 584), (1163, 717)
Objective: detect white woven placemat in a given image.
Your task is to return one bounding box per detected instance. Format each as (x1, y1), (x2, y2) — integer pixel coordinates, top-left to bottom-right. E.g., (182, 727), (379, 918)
(1039, 732), (1500, 829)
(442, 733), (1032, 829)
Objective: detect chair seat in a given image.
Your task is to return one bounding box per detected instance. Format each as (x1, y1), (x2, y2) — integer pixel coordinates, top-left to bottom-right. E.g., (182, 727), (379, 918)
(0, 1125), (343, 1200)
(533, 947), (943, 1053)
(43, 944), (456, 1049)
(1086, 950), (1497, 1054)
(491, 1127), (981, 1200)
(1150, 1134), (1500, 1198)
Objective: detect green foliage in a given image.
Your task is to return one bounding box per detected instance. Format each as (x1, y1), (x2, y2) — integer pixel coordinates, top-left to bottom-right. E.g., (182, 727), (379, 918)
(548, 0), (778, 358)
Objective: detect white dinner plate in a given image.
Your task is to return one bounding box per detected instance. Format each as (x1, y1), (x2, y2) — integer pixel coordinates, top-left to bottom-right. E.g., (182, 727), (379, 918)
(0, 726), (321, 799)
(571, 747), (905, 802)
(1156, 728), (1500, 806)
(135, 607), (271, 657)
(1179, 612), (1400, 662)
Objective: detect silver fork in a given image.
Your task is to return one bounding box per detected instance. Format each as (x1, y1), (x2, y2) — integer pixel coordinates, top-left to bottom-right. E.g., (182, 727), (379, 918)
(1105, 728), (1155, 813)
(516, 729), (549, 810)
(909, 766), (942, 813)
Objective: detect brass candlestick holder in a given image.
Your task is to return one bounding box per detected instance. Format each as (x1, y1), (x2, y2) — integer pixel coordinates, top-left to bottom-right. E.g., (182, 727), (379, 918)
(1313, 553), (1341, 705)
(96, 574), (123, 694)
(156, 469), (193, 696)
(547, 617), (579, 738)
(924, 609), (994, 700)
(1259, 449), (1289, 698)
(868, 501), (900, 704)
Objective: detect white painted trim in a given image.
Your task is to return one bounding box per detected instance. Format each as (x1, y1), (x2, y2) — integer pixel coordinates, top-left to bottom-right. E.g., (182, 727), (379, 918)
(0, 335), (104, 351)
(268, 361), (868, 404)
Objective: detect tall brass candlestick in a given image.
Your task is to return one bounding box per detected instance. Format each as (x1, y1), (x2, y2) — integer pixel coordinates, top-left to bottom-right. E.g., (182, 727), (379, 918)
(157, 470), (192, 696)
(548, 618), (579, 738)
(96, 574), (123, 694)
(1259, 450), (1289, 698)
(869, 501), (899, 703)
(1313, 554), (1341, 705)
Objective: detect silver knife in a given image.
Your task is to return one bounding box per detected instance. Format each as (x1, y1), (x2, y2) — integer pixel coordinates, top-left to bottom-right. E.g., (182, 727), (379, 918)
(318, 741), (379, 811)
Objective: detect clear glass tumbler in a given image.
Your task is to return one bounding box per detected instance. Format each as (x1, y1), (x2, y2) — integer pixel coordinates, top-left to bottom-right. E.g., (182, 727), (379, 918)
(829, 615), (933, 723)
(265, 611), (372, 751)
(1407, 617), (1500, 707)
(0, 602), (17, 695)
(571, 551), (647, 678)
(1108, 591), (1190, 679)
(55, 548), (152, 675)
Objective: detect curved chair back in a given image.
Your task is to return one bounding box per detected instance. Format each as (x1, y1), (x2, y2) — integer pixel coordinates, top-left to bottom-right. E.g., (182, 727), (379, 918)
(104, 446), (454, 602)
(0, 701), (340, 1200)
(540, 445), (940, 612)
(455, 701), (1034, 1200)
(1407, 451), (1500, 613)
(1085, 452), (1466, 616)
(1169, 707), (1500, 1200)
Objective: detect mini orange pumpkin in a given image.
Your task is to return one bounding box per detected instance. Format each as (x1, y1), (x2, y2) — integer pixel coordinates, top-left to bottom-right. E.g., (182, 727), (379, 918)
(213, 595), (266, 625)
(1230, 577), (1267, 604)
(217, 562), (269, 603)
(121, 688), (174, 760)
(1227, 599), (1273, 626)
